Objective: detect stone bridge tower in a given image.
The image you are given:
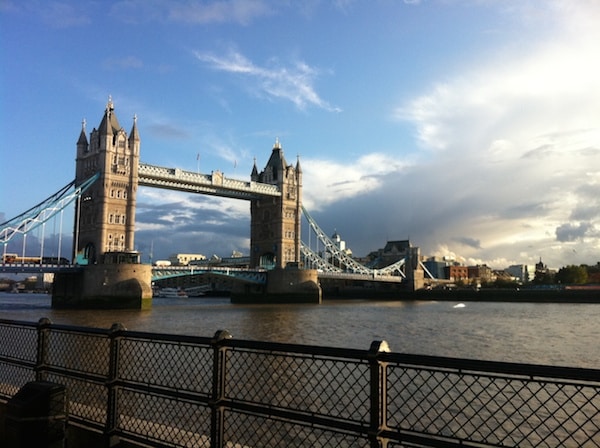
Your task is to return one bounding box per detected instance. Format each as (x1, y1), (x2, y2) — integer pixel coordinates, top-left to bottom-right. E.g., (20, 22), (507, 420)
(74, 98), (139, 263)
(250, 139), (302, 269)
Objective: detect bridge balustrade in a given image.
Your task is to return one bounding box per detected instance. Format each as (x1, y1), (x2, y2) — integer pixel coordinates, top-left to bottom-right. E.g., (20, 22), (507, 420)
(138, 163), (281, 198)
(1, 318), (598, 447)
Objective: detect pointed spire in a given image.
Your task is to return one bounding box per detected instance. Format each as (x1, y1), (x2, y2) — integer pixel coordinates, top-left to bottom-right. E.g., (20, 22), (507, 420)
(77, 118), (88, 146)
(99, 105), (112, 136)
(129, 113), (140, 142)
(251, 157), (259, 180)
(265, 137), (286, 177)
(295, 154), (302, 173)
(99, 95), (122, 136)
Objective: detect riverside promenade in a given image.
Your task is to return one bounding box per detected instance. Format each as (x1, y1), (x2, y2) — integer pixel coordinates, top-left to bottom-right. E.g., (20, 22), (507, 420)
(1, 317), (599, 447)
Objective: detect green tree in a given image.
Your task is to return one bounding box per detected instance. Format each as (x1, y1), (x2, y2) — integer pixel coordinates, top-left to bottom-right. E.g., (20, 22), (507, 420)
(555, 265), (588, 284)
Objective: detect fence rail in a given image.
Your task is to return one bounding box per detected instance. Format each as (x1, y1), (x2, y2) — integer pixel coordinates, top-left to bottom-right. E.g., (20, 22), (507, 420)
(1, 317), (599, 447)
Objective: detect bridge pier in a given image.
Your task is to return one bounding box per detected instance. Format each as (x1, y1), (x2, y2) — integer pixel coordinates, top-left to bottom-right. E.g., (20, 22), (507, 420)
(52, 253), (152, 309)
(231, 265), (321, 304)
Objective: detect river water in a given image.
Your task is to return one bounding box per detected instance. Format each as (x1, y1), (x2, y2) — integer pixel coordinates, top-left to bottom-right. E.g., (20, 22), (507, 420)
(1, 293), (598, 369)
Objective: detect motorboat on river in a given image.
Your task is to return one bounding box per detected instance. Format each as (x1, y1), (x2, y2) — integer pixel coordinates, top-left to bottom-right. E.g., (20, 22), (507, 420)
(156, 288), (188, 298)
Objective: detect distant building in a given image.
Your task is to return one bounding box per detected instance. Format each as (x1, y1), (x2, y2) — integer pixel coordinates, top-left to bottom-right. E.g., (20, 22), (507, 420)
(366, 240), (411, 269)
(422, 257), (452, 279)
(494, 270), (513, 283)
(445, 265), (469, 282)
(168, 253), (206, 266)
(506, 264), (530, 283)
(330, 230), (352, 256)
(535, 258), (548, 275)
(467, 265), (494, 283)
(533, 257), (556, 283)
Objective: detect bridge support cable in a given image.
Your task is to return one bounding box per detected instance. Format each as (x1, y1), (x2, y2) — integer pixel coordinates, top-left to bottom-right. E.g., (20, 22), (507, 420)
(376, 258), (407, 278)
(301, 206), (376, 276)
(300, 207), (438, 281)
(0, 173), (100, 248)
(299, 241), (343, 273)
(419, 261), (436, 280)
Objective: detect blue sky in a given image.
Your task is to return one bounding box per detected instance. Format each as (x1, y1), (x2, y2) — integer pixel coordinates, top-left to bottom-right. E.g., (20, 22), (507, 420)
(1, 0), (599, 270)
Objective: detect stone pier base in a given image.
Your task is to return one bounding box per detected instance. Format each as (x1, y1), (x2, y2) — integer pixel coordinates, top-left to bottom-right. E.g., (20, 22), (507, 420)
(52, 264), (153, 309)
(231, 267), (321, 304)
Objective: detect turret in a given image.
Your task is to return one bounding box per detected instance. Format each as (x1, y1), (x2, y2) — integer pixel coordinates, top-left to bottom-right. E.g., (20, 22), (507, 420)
(251, 158), (259, 181)
(77, 119), (88, 154)
(129, 114), (140, 146)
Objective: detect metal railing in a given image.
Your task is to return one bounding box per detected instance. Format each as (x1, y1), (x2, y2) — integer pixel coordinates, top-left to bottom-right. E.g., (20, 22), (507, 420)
(1, 317), (599, 447)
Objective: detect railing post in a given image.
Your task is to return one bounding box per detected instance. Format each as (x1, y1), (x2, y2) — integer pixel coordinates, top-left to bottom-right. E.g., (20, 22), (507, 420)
(105, 323), (126, 448)
(368, 340), (390, 448)
(210, 329), (232, 448)
(35, 317), (52, 382)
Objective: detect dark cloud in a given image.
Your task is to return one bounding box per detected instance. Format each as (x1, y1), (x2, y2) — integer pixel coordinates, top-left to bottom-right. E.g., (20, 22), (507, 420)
(503, 202), (548, 220)
(555, 222), (593, 242)
(135, 194), (250, 260)
(452, 237), (482, 249)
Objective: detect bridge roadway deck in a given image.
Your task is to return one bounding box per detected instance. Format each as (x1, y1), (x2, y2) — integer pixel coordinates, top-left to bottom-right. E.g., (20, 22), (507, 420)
(317, 271), (404, 282)
(151, 265), (268, 283)
(0, 263), (82, 275)
(2, 263), (405, 285)
(138, 163), (281, 200)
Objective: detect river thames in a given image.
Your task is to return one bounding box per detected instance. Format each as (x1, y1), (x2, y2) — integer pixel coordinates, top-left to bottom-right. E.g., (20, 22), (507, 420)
(1, 292), (598, 369)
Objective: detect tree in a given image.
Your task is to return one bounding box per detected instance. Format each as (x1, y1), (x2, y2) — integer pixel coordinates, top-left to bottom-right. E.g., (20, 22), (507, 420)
(532, 270), (555, 285)
(555, 265), (588, 285)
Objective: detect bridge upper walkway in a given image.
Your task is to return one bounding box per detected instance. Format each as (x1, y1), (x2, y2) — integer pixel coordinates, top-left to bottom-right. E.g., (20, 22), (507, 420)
(138, 163), (281, 199)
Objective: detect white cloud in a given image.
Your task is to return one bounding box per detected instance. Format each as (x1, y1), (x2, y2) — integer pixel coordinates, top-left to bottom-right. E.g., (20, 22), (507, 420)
(302, 153), (410, 210)
(194, 50), (341, 112)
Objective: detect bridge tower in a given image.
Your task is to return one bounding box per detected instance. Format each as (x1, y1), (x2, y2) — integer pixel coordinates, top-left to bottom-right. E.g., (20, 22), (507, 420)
(53, 98), (151, 309)
(74, 97), (139, 263)
(250, 139), (302, 269)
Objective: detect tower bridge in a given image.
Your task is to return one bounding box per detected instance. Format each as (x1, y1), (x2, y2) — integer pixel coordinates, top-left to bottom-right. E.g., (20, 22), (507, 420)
(1, 99), (428, 308)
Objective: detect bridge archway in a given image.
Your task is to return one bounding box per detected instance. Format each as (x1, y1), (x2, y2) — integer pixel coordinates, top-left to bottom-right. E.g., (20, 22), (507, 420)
(258, 253), (277, 270)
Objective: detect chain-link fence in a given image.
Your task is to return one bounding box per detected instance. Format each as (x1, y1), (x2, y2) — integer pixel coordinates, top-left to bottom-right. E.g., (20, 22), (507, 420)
(1, 317), (599, 447)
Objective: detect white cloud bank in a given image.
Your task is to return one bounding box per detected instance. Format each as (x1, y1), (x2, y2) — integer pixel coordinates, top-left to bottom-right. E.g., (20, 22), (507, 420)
(304, 1), (600, 269)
